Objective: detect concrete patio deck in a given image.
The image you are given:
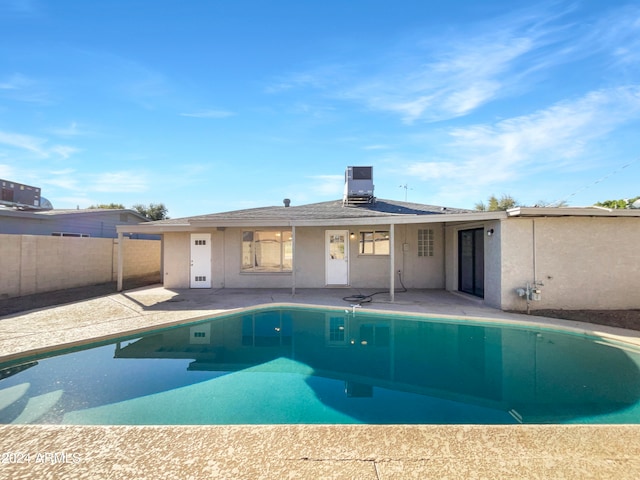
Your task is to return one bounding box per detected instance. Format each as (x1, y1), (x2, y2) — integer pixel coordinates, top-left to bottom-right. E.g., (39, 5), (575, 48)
(1, 286), (639, 479)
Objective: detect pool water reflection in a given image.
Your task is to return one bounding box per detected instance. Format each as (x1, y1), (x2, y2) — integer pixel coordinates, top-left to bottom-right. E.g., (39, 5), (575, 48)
(1, 308), (640, 424)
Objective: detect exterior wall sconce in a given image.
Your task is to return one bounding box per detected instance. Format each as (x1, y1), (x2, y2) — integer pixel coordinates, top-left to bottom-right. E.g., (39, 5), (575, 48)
(487, 228), (494, 237)
(350, 232), (355, 239)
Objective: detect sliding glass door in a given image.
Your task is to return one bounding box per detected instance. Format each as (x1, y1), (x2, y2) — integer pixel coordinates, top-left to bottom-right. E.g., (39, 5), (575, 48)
(458, 228), (484, 298)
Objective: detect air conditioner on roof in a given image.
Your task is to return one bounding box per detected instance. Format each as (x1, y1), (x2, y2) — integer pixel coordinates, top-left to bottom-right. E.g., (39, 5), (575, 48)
(343, 166), (375, 206)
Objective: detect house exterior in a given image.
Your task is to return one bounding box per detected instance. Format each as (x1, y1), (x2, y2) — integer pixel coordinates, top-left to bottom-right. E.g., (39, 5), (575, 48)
(0, 207), (155, 239)
(116, 196), (640, 313)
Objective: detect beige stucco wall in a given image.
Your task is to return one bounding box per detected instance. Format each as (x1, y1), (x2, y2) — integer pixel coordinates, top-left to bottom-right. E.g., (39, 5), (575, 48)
(162, 232), (191, 288)
(0, 234), (160, 298)
(161, 224), (446, 290)
(501, 217), (640, 311)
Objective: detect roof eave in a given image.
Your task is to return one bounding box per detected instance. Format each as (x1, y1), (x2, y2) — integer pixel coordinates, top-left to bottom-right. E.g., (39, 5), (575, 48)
(507, 207), (640, 217)
(116, 211), (506, 233)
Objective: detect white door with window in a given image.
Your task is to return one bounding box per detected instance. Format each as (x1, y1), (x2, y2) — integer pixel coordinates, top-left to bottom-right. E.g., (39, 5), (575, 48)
(326, 230), (349, 285)
(190, 233), (211, 288)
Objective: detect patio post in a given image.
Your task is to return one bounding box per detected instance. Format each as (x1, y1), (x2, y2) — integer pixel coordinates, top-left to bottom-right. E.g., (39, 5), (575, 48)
(389, 224), (395, 302)
(291, 225), (296, 295)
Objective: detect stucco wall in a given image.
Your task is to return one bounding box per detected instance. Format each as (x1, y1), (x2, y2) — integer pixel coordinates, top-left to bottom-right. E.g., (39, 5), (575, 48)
(162, 232), (191, 288)
(0, 234), (160, 298)
(161, 223), (447, 290)
(501, 217), (640, 310)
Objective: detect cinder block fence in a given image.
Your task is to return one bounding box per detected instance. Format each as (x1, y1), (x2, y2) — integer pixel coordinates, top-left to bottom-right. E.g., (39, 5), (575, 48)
(0, 234), (160, 299)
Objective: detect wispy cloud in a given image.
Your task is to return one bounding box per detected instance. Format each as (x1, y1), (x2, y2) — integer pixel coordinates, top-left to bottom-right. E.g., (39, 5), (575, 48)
(406, 85), (640, 188)
(0, 164), (16, 179)
(0, 130), (48, 156)
(308, 174), (344, 196)
(268, 4), (640, 125)
(0, 129), (78, 159)
(91, 171), (149, 193)
(179, 110), (235, 118)
(0, 73), (50, 104)
(363, 144), (390, 151)
(48, 122), (85, 137)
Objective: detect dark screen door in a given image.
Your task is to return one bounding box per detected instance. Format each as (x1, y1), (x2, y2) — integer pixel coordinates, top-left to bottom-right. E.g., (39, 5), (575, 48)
(458, 228), (484, 297)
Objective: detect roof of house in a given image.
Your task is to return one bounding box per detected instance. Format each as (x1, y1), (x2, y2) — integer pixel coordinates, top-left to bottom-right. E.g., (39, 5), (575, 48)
(118, 198), (498, 233)
(115, 198), (640, 234)
(163, 199), (473, 223)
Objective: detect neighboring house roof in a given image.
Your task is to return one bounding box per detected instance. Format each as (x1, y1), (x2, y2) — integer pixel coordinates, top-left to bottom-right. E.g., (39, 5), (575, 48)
(0, 207), (149, 222)
(0, 207), (152, 238)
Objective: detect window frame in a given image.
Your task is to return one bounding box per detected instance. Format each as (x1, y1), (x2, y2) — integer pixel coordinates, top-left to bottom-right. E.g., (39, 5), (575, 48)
(358, 230), (390, 256)
(241, 229), (293, 273)
(417, 228), (434, 257)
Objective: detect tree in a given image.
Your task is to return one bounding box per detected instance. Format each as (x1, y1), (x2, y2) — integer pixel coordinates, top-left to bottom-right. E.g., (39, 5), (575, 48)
(88, 203), (125, 209)
(474, 194), (518, 211)
(594, 196), (640, 209)
(534, 199), (569, 207)
(132, 203), (169, 220)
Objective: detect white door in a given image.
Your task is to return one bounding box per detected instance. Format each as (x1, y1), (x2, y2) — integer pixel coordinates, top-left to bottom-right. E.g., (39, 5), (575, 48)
(326, 230), (349, 285)
(190, 233), (211, 288)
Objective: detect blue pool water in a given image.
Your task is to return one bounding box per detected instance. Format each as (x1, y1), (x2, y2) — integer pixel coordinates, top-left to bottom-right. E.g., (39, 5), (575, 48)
(1, 307), (640, 425)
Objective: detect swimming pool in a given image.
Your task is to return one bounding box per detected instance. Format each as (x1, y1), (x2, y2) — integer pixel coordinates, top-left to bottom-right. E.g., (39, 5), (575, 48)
(1, 306), (640, 425)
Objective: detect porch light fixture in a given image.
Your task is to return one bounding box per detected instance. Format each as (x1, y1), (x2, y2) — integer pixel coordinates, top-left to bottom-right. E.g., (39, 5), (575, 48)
(487, 228), (494, 237)
(350, 232), (355, 239)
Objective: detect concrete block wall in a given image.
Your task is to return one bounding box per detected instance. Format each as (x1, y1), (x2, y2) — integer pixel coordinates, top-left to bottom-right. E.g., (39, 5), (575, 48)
(0, 234), (160, 299)
(116, 237), (162, 281)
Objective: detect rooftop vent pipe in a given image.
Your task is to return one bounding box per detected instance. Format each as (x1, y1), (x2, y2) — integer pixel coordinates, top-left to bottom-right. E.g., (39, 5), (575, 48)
(283, 198), (291, 207)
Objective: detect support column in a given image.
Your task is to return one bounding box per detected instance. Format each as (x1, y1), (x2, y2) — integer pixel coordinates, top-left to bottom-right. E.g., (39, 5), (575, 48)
(389, 224), (395, 302)
(291, 225), (296, 296)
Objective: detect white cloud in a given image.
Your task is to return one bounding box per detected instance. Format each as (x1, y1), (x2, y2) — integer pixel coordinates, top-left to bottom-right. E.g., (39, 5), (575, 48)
(50, 145), (80, 159)
(90, 172), (148, 193)
(406, 86), (640, 189)
(0, 129), (79, 160)
(308, 175), (344, 196)
(363, 144), (390, 151)
(268, 4), (640, 125)
(0, 164), (15, 178)
(48, 122), (85, 137)
(0, 130), (48, 156)
(180, 110), (235, 118)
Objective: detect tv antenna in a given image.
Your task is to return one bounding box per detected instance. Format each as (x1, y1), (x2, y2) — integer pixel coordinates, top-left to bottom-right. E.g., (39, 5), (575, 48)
(399, 184), (413, 201)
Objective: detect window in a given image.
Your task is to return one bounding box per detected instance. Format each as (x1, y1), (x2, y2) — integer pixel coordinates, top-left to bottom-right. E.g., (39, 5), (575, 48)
(242, 230), (292, 272)
(328, 316), (346, 344)
(242, 312), (292, 346)
(52, 232), (90, 237)
(418, 229), (434, 257)
(359, 230), (389, 255)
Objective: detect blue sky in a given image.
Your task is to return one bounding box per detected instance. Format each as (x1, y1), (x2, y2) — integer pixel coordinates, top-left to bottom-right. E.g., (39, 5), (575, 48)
(1, 0), (639, 218)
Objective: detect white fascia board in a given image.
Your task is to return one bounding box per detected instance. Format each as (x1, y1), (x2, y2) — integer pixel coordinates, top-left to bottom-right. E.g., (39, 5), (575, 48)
(119, 211), (507, 232)
(115, 223), (191, 234)
(507, 207), (640, 217)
